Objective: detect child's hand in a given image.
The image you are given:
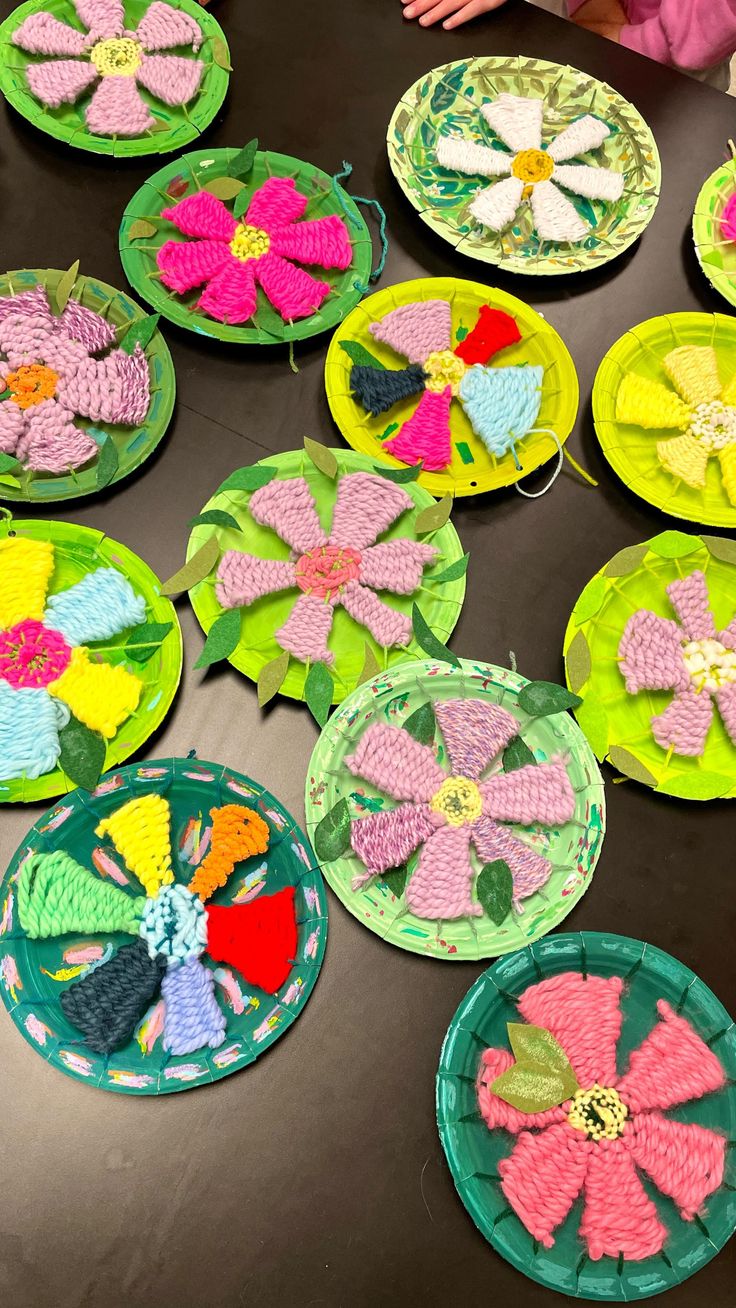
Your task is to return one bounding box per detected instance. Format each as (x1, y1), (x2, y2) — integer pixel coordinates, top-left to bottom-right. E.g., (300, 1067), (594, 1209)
(401, 0), (507, 30)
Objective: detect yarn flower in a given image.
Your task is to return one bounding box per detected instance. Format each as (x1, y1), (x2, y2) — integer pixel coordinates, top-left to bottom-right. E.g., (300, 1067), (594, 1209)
(437, 93), (624, 243)
(477, 972), (726, 1261)
(346, 700), (575, 919)
(0, 283), (150, 474)
(346, 301), (543, 472)
(12, 0), (204, 137)
(156, 179), (353, 325)
(16, 794), (298, 1056)
(720, 194), (736, 242)
(0, 535), (146, 782)
(615, 344), (736, 505)
(216, 472), (438, 665)
(618, 569), (736, 757)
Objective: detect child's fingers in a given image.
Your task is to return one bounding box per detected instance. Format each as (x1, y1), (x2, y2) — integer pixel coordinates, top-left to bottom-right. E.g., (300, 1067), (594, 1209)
(444, 0), (505, 26)
(404, 0), (463, 24)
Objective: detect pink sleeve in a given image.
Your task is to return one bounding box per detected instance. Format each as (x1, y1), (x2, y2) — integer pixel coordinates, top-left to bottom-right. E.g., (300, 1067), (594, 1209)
(620, 0), (736, 71)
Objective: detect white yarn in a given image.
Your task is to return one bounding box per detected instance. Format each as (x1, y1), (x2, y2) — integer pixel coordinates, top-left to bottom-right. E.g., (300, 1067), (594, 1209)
(481, 93), (543, 153)
(530, 180), (589, 242)
(470, 176), (524, 232)
(553, 162), (625, 202)
(436, 135), (511, 178)
(547, 114), (611, 163)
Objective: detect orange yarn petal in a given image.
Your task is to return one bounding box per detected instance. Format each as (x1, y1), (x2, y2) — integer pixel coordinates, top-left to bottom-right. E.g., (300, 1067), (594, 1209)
(189, 804), (270, 901)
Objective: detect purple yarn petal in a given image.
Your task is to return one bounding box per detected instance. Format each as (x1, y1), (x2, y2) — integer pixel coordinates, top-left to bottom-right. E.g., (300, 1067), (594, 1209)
(434, 699), (519, 780)
(161, 958), (226, 1056)
(666, 571), (716, 641)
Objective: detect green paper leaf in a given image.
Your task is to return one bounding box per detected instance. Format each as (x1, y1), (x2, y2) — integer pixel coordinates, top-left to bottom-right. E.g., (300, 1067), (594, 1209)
(476, 860), (513, 925)
(218, 464), (278, 493)
(0, 452), (21, 474)
(340, 340), (386, 370)
(314, 797), (351, 861)
(305, 661), (333, 726)
(488, 1064), (572, 1115)
(373, 462), (423, 483)
(502, 736), (535, 772)
(572, 574), (607, 624)
(657, 770), (733, 800)
(565, 629), (592, 693)
(0, 388), (11, 402)
(304, 437), (338, 480)
(382, 865), (407, 898)
(161, 534), (220, 595)
(357, 642), (381, 687)
(607, 745), (657, 787)
(575, 692), (609, 762)
(430, 552), (469, 585)
(402, 702), (436, 745)
(120, 312), (160, 355)
(194, 608), (241, 669)
(257, 649), (290, 707)
(54, 259), (79, 314)
(411, 603), (460, 666)
(507, 1023), (579, 1096)
(414, 494), (453, 535)
(254, 293), (286, 339)
(0, 474), (21, 489)
(212, 37), (232, 70)
(648, 530), (701, 559)
(125, 621), (173, 664)
(230, 138), (258, 179)
(96, 436), (118, 490)
(604, 543), (648, 577)
(203, 176), (244, 200)
(233, 187), (251, 220)
(518, 681), (582, 717)
(58, 715), (106, 791)
(188, 509), (241, 531)
(701, 535), (736, 566)
(127, 218), (156, 241)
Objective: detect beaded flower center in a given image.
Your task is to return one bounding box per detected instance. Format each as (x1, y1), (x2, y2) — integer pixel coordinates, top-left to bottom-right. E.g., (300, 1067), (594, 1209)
(294, 545), (361, 600)
(0, 619), (71, 689)
(512, 148), (554, 185)
(90, 37), (142, 78)
(690, 400), (736, 452)
(682, 636), (736, 692)
(568, 1084), (628, 1141)
(139, 884), (207, 963)
(6, 363), (59, 409)
(430, 775), (482, 827)
(229, 223), (271, 263)
(424, 349), (468, 395)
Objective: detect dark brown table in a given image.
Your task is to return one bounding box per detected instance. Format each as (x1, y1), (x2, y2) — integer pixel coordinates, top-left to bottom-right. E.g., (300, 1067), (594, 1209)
(0, 1), (734, 1304)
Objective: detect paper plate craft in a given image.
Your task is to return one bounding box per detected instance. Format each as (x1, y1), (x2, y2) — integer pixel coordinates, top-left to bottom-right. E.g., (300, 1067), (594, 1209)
(0, 516), (182, 804)
(563, 529), (736, 801)
(0, 758), (327, 1093)
(305, 658), (604, 960)
(177, 448), (466, 717)
(0, 267), (174, 502)
(437, 932), (736, 1299)
(593, 312), (736, 528)
(692, 156), (736, 311)
(0, 0), (230, 157)
(387, 57), (660, 275)
(120, 146), (376, 344)
(325, 278), (578, 498)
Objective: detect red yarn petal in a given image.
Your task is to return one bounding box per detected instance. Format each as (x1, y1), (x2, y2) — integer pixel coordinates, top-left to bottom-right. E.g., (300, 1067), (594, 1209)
(454, 305), (522, 366)
(206, 889), (297, 996)
(616, 1000), (726, 1114)
(579, 1140), (667, 1260)
(627, 1110), (726, 1220)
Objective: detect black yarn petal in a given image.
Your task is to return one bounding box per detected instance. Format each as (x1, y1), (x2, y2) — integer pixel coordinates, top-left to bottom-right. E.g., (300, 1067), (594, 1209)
(350, 364), (427, 417)
(60, 938), (167, 1055)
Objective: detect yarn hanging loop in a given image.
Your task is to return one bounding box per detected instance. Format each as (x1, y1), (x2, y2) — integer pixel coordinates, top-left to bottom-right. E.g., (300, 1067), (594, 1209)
(513, 428), (564, 500)
(0, 506), (15, 534)
(330, 161), (388, 290)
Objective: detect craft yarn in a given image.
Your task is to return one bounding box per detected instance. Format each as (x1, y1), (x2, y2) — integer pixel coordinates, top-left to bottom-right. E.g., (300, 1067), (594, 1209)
(349, 362), (426, 417)
(48, 647), (142, 739)
(0, 537), (55, 627)
(139, 884), (207, 962)
(206, 887), (297, 995)
(60, 938), (166, 1055)
(18, 850), (146, 938)
(0, 681), (69, 781)
(95, 794), (173, 896)
(664, 346), (721, 408)
(161, 957), (226, 1055)
(459, 364), (543, 458)
(188, 805), (270, 901)
(44, 567), (146, 646)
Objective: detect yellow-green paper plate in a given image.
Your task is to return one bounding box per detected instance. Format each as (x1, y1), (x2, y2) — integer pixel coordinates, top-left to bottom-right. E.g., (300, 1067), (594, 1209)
(692, 157), (736, 310)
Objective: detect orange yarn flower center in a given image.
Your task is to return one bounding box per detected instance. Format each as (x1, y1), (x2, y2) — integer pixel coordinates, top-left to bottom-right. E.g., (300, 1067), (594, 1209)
(512, 148), (554, 185)
(6, 363), (58, 409)
(568, 1084), (628, 1141)
(90, 37), (142, 78)
(230, 223), (271, 262)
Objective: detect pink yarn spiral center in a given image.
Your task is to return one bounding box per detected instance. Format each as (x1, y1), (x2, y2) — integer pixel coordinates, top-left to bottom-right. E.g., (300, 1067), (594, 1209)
(0, 619), (71, 688)
(294, 545), (361, 600)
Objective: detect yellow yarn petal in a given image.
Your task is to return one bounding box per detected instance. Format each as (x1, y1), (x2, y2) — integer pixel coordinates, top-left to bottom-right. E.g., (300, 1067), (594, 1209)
(48, 646), (141, 739)
(663, 346), (721, 407)
(656, 432), (709, 488)
(720, 373), (736, 408)
(0, 537), (54, 627)
(95, 794), (173, 898)
(615, 374), (690, 430)
(719, 441), (736, 506)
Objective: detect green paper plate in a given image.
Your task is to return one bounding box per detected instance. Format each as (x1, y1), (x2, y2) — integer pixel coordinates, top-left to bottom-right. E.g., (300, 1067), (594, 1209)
(692, 158), (736, 310)
(563, 530), (736, 800)
(387, 56), (660, 276)
(324, 277), (579, 499)
(0, 267), (175, 503)
(593, 311), (736, 528)
(0, 758), (327, 1093)
(304, 658), (605, 960)
(119, 148), (373, 344)
(187, 450), (466, 707)
(437, 931), (736, 1300)
(0, 0), (230, 157)
(0, 517), (182, 804)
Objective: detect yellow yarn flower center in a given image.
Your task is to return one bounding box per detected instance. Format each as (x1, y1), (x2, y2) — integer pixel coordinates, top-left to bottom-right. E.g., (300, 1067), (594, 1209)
(424, 349), (468, 395)
(682, 637), (736, 692)
(568, 1085), (628, 1141)
(90, 37), (142, 78)
(690, 400), (736, 452)
(430, 775), (482, 827)
(512, 148), (554, 185)
(6, 363), (58, 409)
(229, 223), (271, 262)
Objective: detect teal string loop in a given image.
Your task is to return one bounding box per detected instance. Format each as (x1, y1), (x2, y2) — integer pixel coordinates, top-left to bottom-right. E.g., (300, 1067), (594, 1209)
(331, 160), (388, 293)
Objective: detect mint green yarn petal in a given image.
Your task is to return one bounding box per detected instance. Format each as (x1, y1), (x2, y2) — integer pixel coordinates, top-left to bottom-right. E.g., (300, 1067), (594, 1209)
(0, 684), (68, 782)
(18, 851), (146, 939)
(44, 568), (147, 646)
(459, 364), (544, 457)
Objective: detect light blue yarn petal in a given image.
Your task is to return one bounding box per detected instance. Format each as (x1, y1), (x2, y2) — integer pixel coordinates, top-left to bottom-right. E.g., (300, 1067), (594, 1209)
(459, 364), (544, 457)
(44, 568), (147, 647)
(0, 683), (69, 781)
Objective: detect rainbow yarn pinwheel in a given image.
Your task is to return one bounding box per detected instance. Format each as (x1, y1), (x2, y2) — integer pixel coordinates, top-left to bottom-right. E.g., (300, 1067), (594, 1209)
(12, 0), (204, 137)
(436, 93), (624, 243)
(346, 300), (542, 472)
(616, 344), (736, 504)
(17, 795), (298, 1056)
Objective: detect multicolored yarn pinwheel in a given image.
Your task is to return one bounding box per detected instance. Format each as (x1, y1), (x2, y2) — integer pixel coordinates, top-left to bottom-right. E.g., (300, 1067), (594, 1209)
(436, 93), (624, 243)
(619, 569), (736, 758)
(12, 0), (204, 137)
(477, 971), (727, 1261)
(0, 283), (149, 474)
(18, 793), (298, 1056)
(346, 300), (543, 472)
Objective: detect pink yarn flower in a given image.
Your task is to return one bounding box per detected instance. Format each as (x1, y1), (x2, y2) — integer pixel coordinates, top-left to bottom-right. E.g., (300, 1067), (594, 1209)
(720, 193), (736, 242)
(478, 972), (726, 1261)
(216, 472), (438, 665)
(0, 284), (150, 474)
(619, 570), (736, 757)
(156, 180), (353, 325)
(346, 699), (575, 919)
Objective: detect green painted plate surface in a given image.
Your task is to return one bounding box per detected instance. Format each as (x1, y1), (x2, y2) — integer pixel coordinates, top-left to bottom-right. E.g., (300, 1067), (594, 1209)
(304, 658), (605, 960)
(187, 450), (466, 706)
(0, 0), (230, 157)
(387, 56), (660, 276)
(563, 530), (736, 800)
(324, 277), (579, 499)
(0, 267), (175, 503)
(120, 148), (373, 344)
(0, 517), (182, 804)
(692, 159), (736, 310)
(437, 931), (736, 1300)
(0, 758), (327, 1093)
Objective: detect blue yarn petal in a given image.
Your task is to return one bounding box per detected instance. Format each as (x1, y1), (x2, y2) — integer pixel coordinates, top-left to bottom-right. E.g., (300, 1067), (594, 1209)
(0, 683), (69, 781)
(459, 364), (544, 457)
(44, 568), (147, 647)
(350, 364), (427, 417)
(162, 958), (226, 1055)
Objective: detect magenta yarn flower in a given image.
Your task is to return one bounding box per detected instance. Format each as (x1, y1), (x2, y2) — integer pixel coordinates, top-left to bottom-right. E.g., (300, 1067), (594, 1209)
(720, 193), (736, 242)
(346, 699), (575, 920)
(215, 472), (438, 665)
(478, 972), (726, 1260)
(619, 570), (736, 757)
(13, 0), (204, 137)
(0, 284), (150, 474)
(156, 180), (353, 325)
